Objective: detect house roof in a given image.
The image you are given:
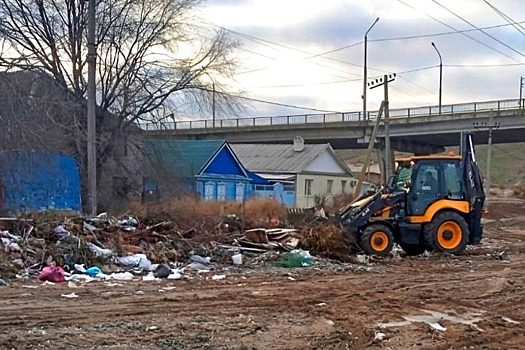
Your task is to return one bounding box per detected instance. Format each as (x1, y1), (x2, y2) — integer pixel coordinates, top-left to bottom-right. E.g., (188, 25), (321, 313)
(230, 143), (352, 175)
(146, 140), (225, 178)
(348, 163), (381, 175)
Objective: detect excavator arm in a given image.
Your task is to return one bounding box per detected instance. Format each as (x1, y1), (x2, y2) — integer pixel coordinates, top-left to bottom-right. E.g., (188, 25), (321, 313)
(460, 131), (486, 244)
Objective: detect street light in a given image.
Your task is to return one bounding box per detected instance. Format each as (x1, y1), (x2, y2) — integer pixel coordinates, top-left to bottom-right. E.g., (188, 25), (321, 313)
(363, 17), (379, 121)
(431, 42), (442, 114)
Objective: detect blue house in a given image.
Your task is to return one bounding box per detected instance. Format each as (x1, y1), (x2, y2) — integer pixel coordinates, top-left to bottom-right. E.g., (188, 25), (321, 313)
(0, 150), (82, 213)
(145, 140), (267, 202)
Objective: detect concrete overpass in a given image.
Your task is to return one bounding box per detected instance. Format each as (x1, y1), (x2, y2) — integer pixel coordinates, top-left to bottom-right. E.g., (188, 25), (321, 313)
(142, 99), (525, 154)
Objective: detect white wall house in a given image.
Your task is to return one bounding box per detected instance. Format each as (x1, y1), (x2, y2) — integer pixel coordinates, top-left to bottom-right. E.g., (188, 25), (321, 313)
(231, 137), (356, 208)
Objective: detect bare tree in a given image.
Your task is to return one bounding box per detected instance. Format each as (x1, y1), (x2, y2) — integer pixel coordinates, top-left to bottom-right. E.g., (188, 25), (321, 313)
(0, 0), (238, 122)
(0, 0), (240, 207)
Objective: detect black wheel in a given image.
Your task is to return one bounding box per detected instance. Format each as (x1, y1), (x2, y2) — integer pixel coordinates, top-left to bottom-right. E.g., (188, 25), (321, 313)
(399, 243), (426, 256)
(360, 224), (394, 256)
(424, 211), (469, 254)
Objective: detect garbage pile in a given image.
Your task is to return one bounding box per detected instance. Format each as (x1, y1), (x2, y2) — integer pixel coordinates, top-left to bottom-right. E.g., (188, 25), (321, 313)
(219, 228), (301, 252)
(0, 211), (354, 285)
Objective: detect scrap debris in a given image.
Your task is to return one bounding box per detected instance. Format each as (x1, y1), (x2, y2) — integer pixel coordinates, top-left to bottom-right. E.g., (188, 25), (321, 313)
(0, 208), (361, 285)
(234, 228), (300, 251)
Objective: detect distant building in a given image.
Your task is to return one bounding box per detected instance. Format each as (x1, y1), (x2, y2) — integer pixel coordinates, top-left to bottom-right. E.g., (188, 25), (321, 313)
(145, 140), (267, 202)
(348, 162), (382, 186)
(0, 71), (144, 211)
(0, 150), (81, 213)
(231, 137), (356, 208)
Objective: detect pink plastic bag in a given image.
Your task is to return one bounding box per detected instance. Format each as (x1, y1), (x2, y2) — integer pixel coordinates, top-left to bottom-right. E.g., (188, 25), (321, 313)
(38, 266), (66, 283)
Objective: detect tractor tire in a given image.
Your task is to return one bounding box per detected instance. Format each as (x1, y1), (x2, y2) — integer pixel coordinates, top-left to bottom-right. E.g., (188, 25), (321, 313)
(360, 224), (394, 256)
(424, 211), (469, 254)
(399, 243), (426, 256)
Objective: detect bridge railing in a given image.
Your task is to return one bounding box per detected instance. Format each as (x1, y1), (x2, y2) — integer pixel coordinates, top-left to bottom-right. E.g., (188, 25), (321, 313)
(140, 98), (523, 131)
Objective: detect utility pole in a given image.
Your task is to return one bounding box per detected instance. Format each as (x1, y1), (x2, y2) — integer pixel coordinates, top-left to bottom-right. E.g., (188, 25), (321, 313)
(352, 101), (385, 199)
(474, 118), (500, 210)
(520, 77), (525, 108)
(431, 42), (443, 114)
(87, 0), (97, 215)
(212, 80), (216, 127)
(362, 18), (379, 121)
(368, 73), (396, 183)
(383, 74), (393, 178)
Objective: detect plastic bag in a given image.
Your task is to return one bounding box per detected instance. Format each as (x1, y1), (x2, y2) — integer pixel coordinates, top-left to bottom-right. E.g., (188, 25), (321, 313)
(85, 267), (102, 277)
(88, 243), (113, 257)
(190, 255), (211, 266)
(153, 264), (171, 278)
(115, 254), (152, 271)
(39, 266), (66, 283)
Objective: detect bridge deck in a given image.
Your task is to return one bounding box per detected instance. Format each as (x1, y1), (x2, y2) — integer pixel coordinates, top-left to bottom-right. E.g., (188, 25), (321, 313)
(142, 99), (525, 150)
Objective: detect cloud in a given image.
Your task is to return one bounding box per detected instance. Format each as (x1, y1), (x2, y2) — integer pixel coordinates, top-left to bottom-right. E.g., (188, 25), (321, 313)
(199, 0), (525, 117)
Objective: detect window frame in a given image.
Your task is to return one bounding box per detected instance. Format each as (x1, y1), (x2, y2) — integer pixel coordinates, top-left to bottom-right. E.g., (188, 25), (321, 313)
(304, 179), (313, 196)
(217, 182), (226, 201)
(204, 182), (214, 201)
(326, 179), (333, 194)
(235, 182), (245, 202)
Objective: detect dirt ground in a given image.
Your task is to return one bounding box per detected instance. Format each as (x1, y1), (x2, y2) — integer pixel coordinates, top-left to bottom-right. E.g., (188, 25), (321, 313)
(1, 202), (525, 350)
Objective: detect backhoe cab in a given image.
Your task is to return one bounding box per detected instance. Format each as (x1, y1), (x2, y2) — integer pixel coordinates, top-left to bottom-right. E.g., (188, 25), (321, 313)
(339, 132), (485, 256)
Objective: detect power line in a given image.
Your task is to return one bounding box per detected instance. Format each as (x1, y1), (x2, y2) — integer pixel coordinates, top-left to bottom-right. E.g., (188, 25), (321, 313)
(304, 41), (363, 59)
(371, 20), (525, 42)
(213, 25), (364, 77)
(198, 19), (408, 79)
(196, 10), (525, 90)
(482, 0), (525, 37)
(197, 19), (375, 76)
(192, 86), (342, 113)
(235, 95), (342, 113)
(245, 65), (437, 89)
(235, 46), (276, 60)
(430, 0), (525, 60)
(444, 63), (525, 68)
(389, 84), (418, 98)
(398, 65), (438, 74)
(395, 0), (522, 63)
(397, 75), (436, 95)
(245, 78), (361, 89)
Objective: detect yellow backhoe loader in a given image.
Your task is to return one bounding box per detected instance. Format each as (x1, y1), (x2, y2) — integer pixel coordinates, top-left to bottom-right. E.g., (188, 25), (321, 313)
(339, 132), (485, 255)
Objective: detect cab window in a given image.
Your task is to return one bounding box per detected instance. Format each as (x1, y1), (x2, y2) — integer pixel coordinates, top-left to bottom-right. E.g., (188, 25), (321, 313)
(443, 161), (463, 199)
(394, 164), (412, 191)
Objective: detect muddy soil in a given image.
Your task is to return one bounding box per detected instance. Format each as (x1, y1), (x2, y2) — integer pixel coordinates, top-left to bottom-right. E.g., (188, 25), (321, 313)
(1, 202), (524, 350)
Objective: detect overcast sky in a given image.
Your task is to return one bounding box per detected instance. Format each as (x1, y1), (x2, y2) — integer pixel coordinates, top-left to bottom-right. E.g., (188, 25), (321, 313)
(198, 0), (525, 118)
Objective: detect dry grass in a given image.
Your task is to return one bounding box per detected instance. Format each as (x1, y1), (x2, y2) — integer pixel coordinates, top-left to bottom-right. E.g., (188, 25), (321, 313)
(244, 198), (286, 226)
(128, 197), (286, 231)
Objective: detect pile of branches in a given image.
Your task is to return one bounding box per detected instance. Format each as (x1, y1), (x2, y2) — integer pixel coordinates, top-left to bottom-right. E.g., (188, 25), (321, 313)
(298, 222), (357, 262)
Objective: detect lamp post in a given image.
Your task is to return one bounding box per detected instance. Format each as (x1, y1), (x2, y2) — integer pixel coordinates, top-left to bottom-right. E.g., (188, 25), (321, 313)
(363, 17), (379, 121)
(431, 42), (442, 114)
